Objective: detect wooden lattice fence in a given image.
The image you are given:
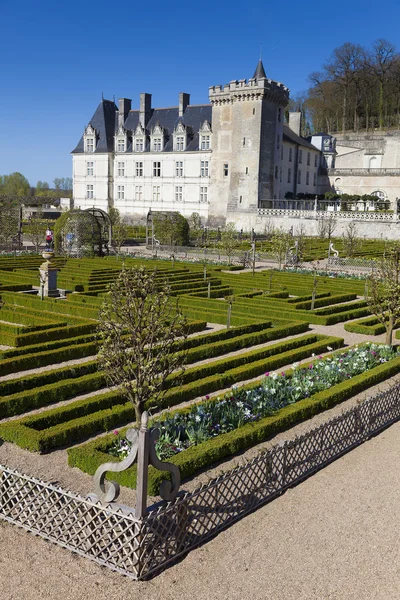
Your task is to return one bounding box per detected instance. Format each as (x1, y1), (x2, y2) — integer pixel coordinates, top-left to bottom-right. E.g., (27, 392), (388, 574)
(1, 382), (400, 579)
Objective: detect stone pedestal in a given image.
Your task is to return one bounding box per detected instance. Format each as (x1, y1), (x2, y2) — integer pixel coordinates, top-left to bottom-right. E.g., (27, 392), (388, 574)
(39, 252), (59, 297)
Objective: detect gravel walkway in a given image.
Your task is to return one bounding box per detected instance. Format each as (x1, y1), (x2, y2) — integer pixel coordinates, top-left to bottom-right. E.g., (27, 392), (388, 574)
(0, 311), (399, 599)
(1, 414), (400, 599)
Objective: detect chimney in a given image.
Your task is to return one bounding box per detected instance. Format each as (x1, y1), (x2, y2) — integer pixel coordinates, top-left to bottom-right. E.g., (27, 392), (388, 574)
(118, 98), (131, 127)
(288, 112), (302, 137)
(179, 92), (190, 117)
(139, 93), (152, 128)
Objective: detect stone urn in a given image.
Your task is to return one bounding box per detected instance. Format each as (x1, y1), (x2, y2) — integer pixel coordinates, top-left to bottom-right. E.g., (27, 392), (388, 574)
(42, 250), (55, 261)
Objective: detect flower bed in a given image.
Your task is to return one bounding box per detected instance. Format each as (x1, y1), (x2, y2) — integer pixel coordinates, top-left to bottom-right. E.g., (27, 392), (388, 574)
(110, 343), (397, 460)
(68, 344), (400, 494)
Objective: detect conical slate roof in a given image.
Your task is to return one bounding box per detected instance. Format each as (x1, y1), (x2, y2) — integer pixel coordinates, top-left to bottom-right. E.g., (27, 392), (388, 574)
(253, 59), (266, 79)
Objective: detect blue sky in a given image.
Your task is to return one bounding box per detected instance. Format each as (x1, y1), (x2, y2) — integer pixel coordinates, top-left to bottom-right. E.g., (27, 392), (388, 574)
(1, 0), (399, 186)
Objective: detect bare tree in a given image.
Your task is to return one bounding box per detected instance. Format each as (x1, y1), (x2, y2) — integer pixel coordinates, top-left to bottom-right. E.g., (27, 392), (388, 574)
(219, 222), (239, 264)
(270, 229), (291, 269)
(25, 209), (45, 253)
(98, 267), (188, 422)
(343, 222), (360, 257)
(368, 248), (400, 345)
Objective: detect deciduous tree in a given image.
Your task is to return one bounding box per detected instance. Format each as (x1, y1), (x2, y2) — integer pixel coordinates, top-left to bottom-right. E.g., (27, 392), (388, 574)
(368, 248), (400, 346)
(98, 267), (188, 422)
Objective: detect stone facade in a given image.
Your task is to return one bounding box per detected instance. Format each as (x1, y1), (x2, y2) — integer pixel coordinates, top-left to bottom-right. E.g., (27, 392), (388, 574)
(329, 131), (400, 206)
(72, 61), (331, 223)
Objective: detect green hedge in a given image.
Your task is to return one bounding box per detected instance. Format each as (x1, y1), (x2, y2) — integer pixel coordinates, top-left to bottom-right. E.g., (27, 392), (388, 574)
(0, 339), (99, 376)
(315, 300), (367, 316)
(294, 293), (357, 311)
(0, 332), (99, 359)
(0, 335), (343, 453)
(7, 321), (97, 347)
(0, 360), (98, 397)
(345, 316), (386, 335)
(67, 353), (400, 494)
(0, 370), (107, 419)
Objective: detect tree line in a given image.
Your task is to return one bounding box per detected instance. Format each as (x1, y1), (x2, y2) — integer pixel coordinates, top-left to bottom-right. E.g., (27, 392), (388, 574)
(0, 172), (72, 199)
(292, 39), (400, 135)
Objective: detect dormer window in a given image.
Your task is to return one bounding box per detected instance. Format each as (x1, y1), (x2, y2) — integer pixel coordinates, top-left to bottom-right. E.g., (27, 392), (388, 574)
(173, 122), (187, 151)
(201, 135), (210, 150)
(176, 136), (185, 151)
(84, 124), (97, 153)
(135, 138), (144, 152)
(151, 124), (164, 152)
(153, 138), (162, 152)
(199, 120), (212, 151)
(115, 125), (127, 154)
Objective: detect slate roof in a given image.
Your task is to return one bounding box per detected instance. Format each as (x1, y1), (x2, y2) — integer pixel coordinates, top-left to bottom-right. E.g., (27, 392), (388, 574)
(253, 59), (267, 80)
(71, 100), (212, 153)
(283, 125), (319, 151)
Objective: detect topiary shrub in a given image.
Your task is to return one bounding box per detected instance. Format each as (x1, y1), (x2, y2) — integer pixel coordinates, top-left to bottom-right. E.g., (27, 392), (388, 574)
(152, 211), (189, 246)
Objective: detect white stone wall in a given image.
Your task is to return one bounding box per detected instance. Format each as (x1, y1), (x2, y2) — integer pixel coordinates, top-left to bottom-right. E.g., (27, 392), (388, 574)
(73, 150), (211, 219)
(227, 209), (400, 240)
(73, 153), (112, 212)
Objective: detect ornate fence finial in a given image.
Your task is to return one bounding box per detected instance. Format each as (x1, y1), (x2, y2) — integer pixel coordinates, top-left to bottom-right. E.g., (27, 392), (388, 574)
(90, 410), (181, 517)
(92, 428), (139, 504)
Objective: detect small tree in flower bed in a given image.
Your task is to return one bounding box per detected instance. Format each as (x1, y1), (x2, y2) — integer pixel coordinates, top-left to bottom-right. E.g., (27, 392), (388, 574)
(98, 266), (188, 422)
(109, 343), (397, 460)
(368, 247), (400, 346)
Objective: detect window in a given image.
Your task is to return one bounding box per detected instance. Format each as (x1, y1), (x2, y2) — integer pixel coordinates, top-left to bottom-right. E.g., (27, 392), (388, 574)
(135, 162), (143, 177)
(278, 108), (282, 122)
(281, 146), (283, 160)
(117, 162), (125, 177)
(313, 172), (317, 186)
(86, 138), (94, 153)
(152, 186), (160, 202)
(153, 162), (161, 177)
(117, 139), (125, 152)
(175, 161), (184, 177)
(289, 148), (293, 162)
(288, 168), (292, 183)
(298, 149), (303, 164)
(297, 170), (301, 184)
(200, 186), (208, 203)
(245, 167), (248, 174)
(175, 186), (183, 202)
(117, 185), (125, 200)
(253, 108), (255, 115)
(306, 171), (310, 185)
(86, 184), (93, 199)
(239, 195), (242, 203)
(201, 160), (209, 177)
(176, 136), (185, 151)
(307, 152), (311, 166)
(223, 164), (229, 177)
(135, 138), (144, 152)
(86, 162), (93, 176)
(275, 166), (279, 179)
(276, 135), (280, 150)
(243, 137), (246, 146)
(135, 186), (142, 201)
(201, 135), (210, 150)
(153, 138), (162, 152)
(280, 167), (282, 182)
(314, 154), (318, 167)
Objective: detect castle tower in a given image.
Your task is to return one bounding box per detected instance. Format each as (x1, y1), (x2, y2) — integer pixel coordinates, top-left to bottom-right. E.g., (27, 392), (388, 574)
(208, 60), (289, 218)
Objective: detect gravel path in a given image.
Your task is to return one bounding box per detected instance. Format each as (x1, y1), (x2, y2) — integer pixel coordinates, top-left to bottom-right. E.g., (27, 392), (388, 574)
(1, 413), (400, 599)
(0, 311), (399, 599)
